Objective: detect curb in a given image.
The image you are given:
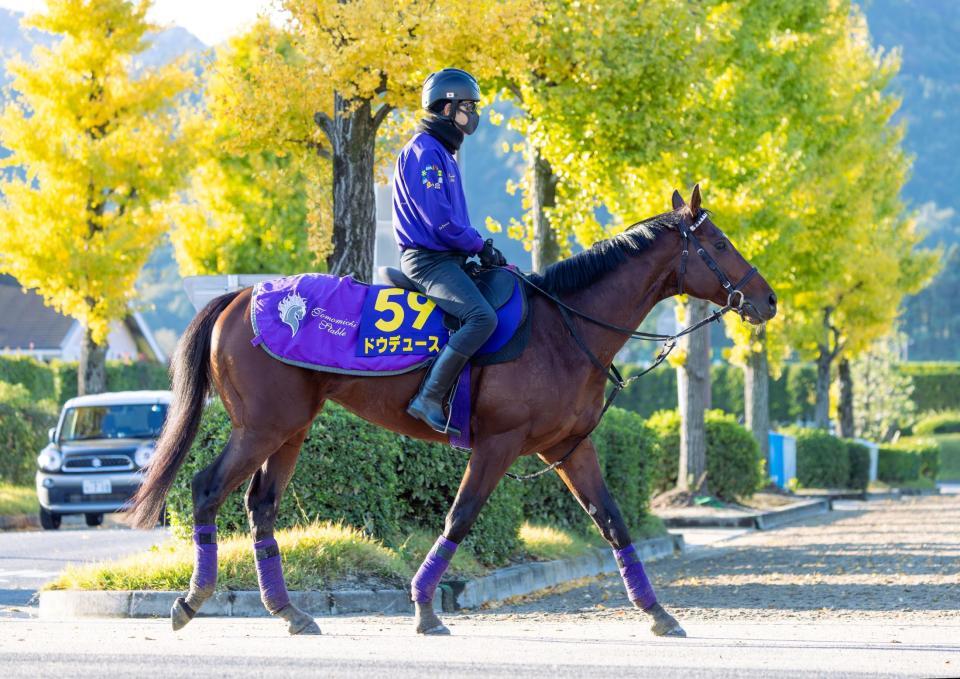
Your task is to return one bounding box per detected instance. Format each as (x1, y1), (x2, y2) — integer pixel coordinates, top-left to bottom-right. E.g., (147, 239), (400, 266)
(0, 513), (40, 531)
(37, 535), (677, 620)
(453, 536), (675, 610)
(40, 589), (443, 620)
(659, 498), (830, 530)
(754, 498), (829, 529)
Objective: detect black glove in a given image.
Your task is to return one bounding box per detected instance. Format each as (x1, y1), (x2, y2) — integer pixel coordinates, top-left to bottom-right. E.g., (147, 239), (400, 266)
(478, 238), (507, 268)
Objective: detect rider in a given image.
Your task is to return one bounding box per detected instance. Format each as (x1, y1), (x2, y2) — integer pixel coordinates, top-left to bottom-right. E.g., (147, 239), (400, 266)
(393, 67), (508, 436)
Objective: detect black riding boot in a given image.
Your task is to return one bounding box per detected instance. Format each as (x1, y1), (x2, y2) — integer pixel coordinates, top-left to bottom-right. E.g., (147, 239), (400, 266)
(407, 345), (471, 437)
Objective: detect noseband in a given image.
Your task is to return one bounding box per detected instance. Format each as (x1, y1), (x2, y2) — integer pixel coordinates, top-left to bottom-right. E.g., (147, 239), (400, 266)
(677, 210), (758, 316)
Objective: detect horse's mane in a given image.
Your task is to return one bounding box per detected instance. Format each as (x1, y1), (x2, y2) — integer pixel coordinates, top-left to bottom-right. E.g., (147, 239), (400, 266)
(528, 210), (682, 295)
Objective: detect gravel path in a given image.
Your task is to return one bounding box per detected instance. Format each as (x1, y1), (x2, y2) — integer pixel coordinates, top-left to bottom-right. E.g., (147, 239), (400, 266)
(465, 495), (960, 626)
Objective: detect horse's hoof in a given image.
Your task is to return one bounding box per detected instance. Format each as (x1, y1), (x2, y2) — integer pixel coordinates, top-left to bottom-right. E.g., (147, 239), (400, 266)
(420, 623), (451, 635)
(414, 601), (450, 635)
(659, 624), (687, 637)
(171, 596), (195, 631)
(289, 618), (322, 635)
(646, 602), (686, 638)
(278, 604), (322, 636)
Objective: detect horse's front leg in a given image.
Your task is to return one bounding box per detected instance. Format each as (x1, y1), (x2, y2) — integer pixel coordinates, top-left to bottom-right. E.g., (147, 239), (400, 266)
(411, 432), (519, 635)
(245, 428), (320, 635)
(554, 438), (686, 637)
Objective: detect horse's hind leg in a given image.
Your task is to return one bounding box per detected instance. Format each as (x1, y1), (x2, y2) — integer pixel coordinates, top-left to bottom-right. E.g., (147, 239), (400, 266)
(245, 427), (320, 635)
(554, 438), (685, 638)
(171, 427), (287, 631)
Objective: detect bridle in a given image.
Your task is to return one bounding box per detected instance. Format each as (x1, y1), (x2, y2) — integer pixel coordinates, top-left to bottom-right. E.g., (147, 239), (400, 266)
(495, 208), (763, 480)
(678, 209), (758, 317)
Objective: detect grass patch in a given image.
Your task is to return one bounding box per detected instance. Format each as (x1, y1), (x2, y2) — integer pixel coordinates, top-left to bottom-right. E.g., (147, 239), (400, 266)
(44, 514), (672, 592)
(45, 522), (410, 592)
(935, 434), (960, 481)
(395, 529), (485, 578)
(519, 523), (593, 561)
(0, 483), (37, 515)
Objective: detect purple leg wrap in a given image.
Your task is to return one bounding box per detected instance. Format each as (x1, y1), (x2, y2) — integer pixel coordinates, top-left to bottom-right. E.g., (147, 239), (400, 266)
(192, 525), (217, 590)
(411, 535), (458, 603)
(615, 544), (657, 609)
(254, 537), (291, 613)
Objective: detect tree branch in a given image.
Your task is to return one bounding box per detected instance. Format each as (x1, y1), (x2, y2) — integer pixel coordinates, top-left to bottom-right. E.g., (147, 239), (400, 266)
(372, 103), (392, 130)
(313, 111), (333, 143)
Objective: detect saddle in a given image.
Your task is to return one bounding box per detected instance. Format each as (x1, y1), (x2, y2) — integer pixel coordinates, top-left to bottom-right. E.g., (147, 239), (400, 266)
(377, 265), (518, 330)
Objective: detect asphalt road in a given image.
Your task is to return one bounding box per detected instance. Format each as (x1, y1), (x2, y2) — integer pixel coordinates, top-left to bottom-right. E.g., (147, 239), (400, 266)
(0, 616), (955, 678)
(1, 493), (957, 677)
(0, 520), (167, 605)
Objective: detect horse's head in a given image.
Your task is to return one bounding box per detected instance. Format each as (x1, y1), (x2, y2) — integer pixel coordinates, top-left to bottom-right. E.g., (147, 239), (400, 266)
(668, 185), (777, 325)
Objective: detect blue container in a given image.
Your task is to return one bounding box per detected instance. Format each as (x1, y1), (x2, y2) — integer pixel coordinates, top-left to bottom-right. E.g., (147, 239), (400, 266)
(767, 432), (797, 488)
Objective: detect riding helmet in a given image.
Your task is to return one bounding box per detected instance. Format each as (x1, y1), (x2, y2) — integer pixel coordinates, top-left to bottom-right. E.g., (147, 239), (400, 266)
(421, 68), (482, 111)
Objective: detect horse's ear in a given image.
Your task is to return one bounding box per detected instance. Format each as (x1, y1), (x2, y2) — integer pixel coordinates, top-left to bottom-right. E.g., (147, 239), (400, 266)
(671, 189), (685, 210)
(690, 184), (702, 213)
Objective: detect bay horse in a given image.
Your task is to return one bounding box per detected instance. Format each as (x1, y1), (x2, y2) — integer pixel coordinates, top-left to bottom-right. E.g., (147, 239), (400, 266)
(129, 185), (776, 637)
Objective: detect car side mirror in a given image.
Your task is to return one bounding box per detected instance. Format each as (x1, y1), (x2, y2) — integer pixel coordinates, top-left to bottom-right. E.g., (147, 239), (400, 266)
(48, 427), (56, 444)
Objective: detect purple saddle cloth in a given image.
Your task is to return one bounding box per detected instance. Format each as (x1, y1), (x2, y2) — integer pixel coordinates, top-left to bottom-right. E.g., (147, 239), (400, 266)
(250, 269), (528, 448)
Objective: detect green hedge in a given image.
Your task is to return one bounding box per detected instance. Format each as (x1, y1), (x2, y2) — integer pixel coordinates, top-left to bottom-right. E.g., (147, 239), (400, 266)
(167, 401), (402, 543)
(164, 401), (669, 565)
(877, 438), (940, 483)
(914, 410), (960, 436)
(513, 407), (661, 538)
(877, 445), (922, 483)
(51, 359), (170, 404)
(791, 429), (849, 489)
(0, 355), (169, 404)
(845, 440), (871, 491)
(898, 362), (960, 414)
(394, 436), (523, 566)
(616, 362), (816, 424)
(646, 409), (762, 499)
(0, 356), (56, 401)
(0, 381), (58, 485)
(166, 400), (523, 566)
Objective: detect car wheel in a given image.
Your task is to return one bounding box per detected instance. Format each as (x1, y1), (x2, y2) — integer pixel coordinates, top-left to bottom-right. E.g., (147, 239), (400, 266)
(85, 513), (104, 527)
(39, 507), (61, 530)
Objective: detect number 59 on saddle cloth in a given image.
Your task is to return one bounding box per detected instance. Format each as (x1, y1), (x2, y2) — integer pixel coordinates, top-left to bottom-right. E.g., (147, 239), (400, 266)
(249, 269), (530, 448)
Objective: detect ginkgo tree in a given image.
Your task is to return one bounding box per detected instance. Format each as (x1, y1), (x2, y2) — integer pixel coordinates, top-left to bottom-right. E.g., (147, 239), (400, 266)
(169, 23), (322, 276)
(0, 0), (196, 394)
(214, 0), (540, 283)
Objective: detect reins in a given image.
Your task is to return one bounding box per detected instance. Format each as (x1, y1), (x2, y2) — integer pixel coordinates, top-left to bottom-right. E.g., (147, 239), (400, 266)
(496, 210), (759, 481)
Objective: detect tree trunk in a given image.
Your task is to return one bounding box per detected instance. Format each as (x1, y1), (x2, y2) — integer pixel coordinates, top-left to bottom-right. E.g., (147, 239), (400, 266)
(676, 298), (711, 494)
(814, 350), (832, 430)
(78, 324), (107, 396)
(744, 328), (770, 460)
(838, 357), (854, 439)
(325, 93), (378, 283)
(530, 146), (559, 272)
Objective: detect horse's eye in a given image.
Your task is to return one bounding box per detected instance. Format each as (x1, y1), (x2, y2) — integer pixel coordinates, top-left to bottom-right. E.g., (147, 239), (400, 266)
(715, 240), (727, 251)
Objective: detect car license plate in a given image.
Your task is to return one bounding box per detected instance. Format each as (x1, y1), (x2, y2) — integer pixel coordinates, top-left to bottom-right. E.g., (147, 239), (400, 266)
(82, 479), (111, 495)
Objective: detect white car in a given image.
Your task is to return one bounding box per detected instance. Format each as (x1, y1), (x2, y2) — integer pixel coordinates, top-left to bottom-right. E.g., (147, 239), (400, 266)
(35, 390), (171, 529)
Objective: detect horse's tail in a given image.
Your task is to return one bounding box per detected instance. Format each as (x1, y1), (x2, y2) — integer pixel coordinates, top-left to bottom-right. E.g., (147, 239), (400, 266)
(128, 290), (243, 529)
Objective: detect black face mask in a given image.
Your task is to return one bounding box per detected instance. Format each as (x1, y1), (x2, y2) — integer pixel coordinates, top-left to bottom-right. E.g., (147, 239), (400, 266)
(457, 110), (480, 135)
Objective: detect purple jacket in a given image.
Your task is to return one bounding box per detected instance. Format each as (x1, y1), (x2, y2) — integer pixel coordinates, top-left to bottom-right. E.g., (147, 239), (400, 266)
(392, 132), (484, 254)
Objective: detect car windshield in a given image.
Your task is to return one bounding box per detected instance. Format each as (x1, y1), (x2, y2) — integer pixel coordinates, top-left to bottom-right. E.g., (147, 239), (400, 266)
(59, 403), (168, 441)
